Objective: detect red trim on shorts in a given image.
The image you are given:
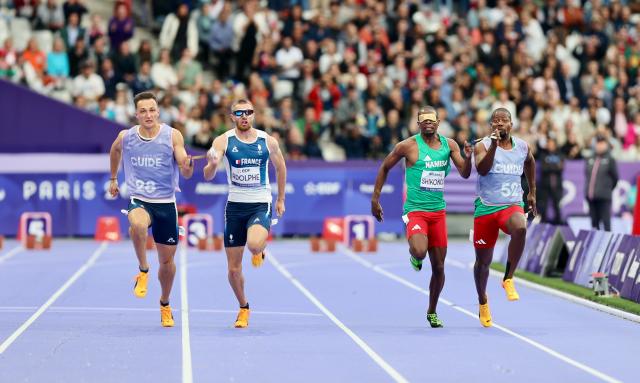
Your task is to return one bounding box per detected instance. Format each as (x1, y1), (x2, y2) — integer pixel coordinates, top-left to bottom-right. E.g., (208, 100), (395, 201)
(405, 210), (447, 248)
(473, 205), (525, 248)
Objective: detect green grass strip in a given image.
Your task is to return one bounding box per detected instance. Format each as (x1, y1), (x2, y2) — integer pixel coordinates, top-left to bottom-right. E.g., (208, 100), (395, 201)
(490, 263), (640, 316)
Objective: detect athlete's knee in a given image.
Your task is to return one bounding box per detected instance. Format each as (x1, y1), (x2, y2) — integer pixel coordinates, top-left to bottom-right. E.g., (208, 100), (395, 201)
(246, 239), (265, 254)
(409, 245), (427, 260)
(510, 227), (527, 239)
(228, 265), (243, 278)
(432, 262), (445, 276)
(130, 222), (147, 237)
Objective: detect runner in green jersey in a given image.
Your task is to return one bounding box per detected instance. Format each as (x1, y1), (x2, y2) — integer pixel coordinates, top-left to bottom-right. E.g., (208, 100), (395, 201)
(371, 106), (472, 328)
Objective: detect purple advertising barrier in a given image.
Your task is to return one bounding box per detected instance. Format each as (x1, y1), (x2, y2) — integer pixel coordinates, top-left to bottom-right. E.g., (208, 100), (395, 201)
(558, 226), (576, 250)
(620, 249), (640, 300)
(607, 236), (640, 292)
(0, 160), (405, 237)
(574, 231), (612, 287)
(563, 230), (594, 282)
(0, 79), (124, 153)
(525, 223), (555, 274)
(599, 233), (624, 274)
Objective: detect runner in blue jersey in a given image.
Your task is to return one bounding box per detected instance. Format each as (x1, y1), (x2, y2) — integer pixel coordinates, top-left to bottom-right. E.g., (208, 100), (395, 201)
(204, 99), (287, 328)
(473, 108), (537, 327)
(109, 91), (194, 327)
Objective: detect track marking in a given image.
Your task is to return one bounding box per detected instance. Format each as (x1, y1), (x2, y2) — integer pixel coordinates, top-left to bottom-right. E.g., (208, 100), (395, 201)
(340, 246), (622, 383)
(0, 242), (108, 354)
(268, 252), (409, 383)
(179, 245), (193, 383)
(0, 245), (24, 265)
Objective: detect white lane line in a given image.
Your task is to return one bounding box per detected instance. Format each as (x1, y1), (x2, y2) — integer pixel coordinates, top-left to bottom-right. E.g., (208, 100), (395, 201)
(179, 245), (193, 383)
(268, 253), (409, 383)
(0, 245), (24, 265)
(0, 242), (109, 354)
(0, 306), (323, 317)
(341, 246), (622, 383)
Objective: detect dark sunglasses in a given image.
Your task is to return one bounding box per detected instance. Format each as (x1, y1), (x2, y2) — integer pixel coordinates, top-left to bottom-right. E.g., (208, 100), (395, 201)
(232, 109), (254, 117)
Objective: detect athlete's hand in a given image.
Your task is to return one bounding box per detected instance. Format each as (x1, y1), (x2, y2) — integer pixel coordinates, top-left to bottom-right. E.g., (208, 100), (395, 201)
(206, 147), (219, 167)
(109, 179), (119, 198)
(463, 141), (473, 157)
(275, 198), (285, 217)
(184, 155), (194, 170)
(489, 129), (499, 142)
(371, 200), (384, 222)
(527, 192), (537, 217)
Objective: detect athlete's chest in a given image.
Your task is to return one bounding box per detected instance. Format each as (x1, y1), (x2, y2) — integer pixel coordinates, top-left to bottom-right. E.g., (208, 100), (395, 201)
(225, 138), (269, 166)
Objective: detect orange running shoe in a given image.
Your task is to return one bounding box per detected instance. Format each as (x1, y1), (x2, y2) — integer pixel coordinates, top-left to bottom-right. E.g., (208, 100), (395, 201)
(133, 271), (148, 298)
(502, 278), (520, 301)
(160, 305), (174, 327)
(479, 301), (492, 328)
(234, 307), (250, 328)
(252, 251), (265, 268)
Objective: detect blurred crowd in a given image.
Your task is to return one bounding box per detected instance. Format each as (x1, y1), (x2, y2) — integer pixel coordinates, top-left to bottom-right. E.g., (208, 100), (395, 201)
(1, 0), (640, 162)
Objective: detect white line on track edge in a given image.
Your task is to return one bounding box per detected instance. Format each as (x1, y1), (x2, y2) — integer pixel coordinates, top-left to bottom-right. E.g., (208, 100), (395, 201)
(267, 252), (409, 383)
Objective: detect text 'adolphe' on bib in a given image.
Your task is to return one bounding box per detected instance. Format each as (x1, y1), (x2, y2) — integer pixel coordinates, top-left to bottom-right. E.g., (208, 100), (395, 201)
(231, 166), (261, 187)
(420, 170), (445, 191)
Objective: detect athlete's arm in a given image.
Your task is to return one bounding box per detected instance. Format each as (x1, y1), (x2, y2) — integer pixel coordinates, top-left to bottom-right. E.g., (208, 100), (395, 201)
(474, 134), (498, 176)
(448, 138), (472, 179)
(203, 135), (226, 181)
(371, 140), (408, 222)
(267, 135), (287, 217)
(108, 130), (126, 197)
(172, 128), (194, 179)
(524, 144), (537, 216)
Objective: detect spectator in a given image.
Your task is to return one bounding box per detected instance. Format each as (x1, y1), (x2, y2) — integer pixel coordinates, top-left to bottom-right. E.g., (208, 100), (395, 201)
(62, 0), (87, 24)
(208, 2), (234, 80)
(160, 3), (198, 63)
(87, 14), (105, 46)
(36, 0), (64, 31)
(151, 48), (178, 90)
(538, 138), (565, 224)
(135, 40), (154, 69)
(71, 60), (105, 105)
(131, 60), (154, 95)
(89, 36), (109, 75)
(585, 135), (619, 231)
(108, 1), (134, 53)
(111, 40), (136, 84)
(22, 38), (46, 77)
(67, 37), (88, 77)
(60, 12), (86, 50)
(46, 37), (69, 79)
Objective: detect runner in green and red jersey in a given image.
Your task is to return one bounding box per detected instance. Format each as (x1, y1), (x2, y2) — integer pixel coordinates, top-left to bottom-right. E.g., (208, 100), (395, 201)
(371, 106), (472, 328)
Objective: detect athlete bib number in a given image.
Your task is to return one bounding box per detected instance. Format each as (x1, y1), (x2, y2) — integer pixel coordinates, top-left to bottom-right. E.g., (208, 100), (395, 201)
(231, 166), (261, 187)
(500, 182), (521, 198)
(134, 179), (157, 194)
(420, 170), (445, 191)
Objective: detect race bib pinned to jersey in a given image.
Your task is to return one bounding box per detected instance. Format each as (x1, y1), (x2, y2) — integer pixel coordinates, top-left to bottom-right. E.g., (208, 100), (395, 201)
(420, 170), (445, 191)
(231, 166), (261, 187)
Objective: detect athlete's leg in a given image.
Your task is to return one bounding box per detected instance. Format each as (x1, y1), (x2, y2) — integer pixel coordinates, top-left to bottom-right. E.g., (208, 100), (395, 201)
(226, 246), (247, 307)
(426, 247), (446, 313)
(473, 213), (500, 305)
(156, 244), (177, 304)
(128, 206), (151, 271)
(246, 224), (269, 255)
(408, 234), (428, 263)
(502, 209), (527, 280)
(473, 247), (493, 304)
